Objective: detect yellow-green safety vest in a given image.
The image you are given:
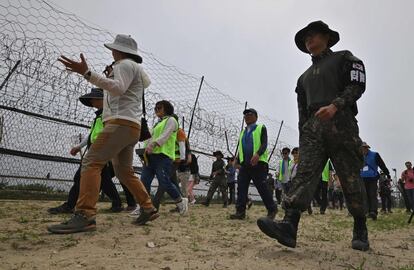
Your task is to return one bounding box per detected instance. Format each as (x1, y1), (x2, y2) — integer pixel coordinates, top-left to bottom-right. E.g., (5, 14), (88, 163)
(151, 117), (178, 160)
(322, 159), (331, 182)
(238, 124), (268, 164)
(278, 159), (293, 181)
(90, 115), (104, 144)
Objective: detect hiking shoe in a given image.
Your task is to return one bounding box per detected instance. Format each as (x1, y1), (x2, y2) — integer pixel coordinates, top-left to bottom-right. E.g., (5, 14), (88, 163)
(351, 217), (370, 251)
(47, 212), (96, 234)
(47, 202), (73, 215)
(128, 206), (141, 218)
(229, 211), (246, 220)
(177, 198), (189, 215)
(257, 217), (297, 248)
(133, 208), (159, 225)
(190, 199), (196, 205)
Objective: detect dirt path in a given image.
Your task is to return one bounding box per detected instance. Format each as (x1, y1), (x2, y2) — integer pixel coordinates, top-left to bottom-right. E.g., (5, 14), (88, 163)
(0, 200), (413, 270)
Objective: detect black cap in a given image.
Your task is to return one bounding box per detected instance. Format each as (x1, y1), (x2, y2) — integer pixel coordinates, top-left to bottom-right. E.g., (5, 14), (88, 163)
(79, 88), (103, 107)
(295, 20), (340, 53)
(243, 108), (258, 117)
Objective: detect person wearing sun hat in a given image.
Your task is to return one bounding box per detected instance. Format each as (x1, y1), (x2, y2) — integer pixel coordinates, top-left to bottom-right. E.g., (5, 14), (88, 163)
(257, 21), (370, 251)
(47, 88), (125, 215)
(201, 150), (228, 207)
(49, 34), (158, 234)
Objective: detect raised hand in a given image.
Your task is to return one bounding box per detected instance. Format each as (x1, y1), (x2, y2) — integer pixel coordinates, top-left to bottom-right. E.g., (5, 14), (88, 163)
(58, 53), (89, 75)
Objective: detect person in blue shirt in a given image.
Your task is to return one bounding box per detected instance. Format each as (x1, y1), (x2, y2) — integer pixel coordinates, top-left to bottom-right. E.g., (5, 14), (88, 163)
(360, 142), (390, 220)
(229, 108), (276, 220)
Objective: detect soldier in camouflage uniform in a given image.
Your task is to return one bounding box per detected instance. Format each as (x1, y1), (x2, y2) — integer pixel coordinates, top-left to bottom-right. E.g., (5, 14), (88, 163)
(257, 21), (369, 251)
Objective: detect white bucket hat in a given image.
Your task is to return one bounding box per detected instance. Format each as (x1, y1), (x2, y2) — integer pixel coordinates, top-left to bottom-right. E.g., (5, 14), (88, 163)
(104, 34), (142, 63)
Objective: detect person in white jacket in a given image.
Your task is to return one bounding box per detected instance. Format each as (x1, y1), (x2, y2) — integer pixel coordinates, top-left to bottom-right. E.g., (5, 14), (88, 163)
(48, 34), (158, 234)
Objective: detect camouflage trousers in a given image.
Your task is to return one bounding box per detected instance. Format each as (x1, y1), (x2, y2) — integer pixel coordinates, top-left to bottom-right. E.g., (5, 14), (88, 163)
(206, 175), (228, 204)
(284, 110), (367, 218)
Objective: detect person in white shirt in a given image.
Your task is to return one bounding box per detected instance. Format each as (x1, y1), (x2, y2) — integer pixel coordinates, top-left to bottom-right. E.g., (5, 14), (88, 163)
(48, 34), (158, 234)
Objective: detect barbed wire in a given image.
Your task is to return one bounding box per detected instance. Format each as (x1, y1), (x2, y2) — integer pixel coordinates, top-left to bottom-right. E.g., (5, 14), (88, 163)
(0, 0), (298, 193)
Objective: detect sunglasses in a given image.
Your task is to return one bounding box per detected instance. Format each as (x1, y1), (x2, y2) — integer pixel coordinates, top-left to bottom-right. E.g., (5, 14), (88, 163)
(282, 152), (289, 155)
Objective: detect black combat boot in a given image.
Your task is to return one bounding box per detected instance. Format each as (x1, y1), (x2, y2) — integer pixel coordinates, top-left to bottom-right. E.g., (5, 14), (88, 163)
(351, 216), (370, 251)
(257, 209), (300, 248)
(229, 210), (246, 220)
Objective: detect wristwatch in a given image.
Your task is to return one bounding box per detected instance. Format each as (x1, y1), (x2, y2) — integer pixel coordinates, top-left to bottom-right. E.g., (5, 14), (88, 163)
(83, 70), (92, 80)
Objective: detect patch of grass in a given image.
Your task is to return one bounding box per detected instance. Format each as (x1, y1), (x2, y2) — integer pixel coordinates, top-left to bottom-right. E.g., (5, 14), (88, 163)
(342, 257), (366, 270)
(395, 265), (414, 270)
(368, 212), (410, 231)
(18, 216), (29, 224)
(190, 240), (200, 252)
(142, 226), (151, 235)
(327, 216), (353, 229)
(61, 235), (79, 248)
(15, 230), (42, 243)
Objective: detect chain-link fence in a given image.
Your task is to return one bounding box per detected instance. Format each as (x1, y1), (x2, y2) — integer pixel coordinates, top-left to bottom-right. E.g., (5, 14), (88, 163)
(0, 0), (298, 199)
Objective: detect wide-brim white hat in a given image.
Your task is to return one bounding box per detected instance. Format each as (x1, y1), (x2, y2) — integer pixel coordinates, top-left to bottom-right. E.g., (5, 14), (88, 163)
(104, 34), (142, 63)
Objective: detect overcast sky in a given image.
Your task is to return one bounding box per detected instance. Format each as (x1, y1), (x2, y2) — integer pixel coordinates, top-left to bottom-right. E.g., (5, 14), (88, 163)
(55, 0), (413, 177)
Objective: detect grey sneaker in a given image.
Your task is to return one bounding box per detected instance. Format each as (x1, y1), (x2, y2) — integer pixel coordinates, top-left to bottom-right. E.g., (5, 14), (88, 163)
(177, 198), (189, 215)
(47, 212), (96, 234)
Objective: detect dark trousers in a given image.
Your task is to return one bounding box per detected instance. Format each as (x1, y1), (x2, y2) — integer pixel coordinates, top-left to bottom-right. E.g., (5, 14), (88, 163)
(236, 163), (276, 213)
(327, 187), (334, 206)
(284, 113), (366, 219)
(314, 180), (328, 212)
(399, 182), (411, 211)
(206, 175), (228, 205)
(363, 179), (378, 215)
(282, 182), (291, 194)
(228, 182), (236, 204)
(67, 164), (121, 209)
(380, 191), (392, 211)
(333, 190), (344, 210)
(406, 189), (414, 211)
(275, 188), (282, 205)
(120, 183), (136, 207)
